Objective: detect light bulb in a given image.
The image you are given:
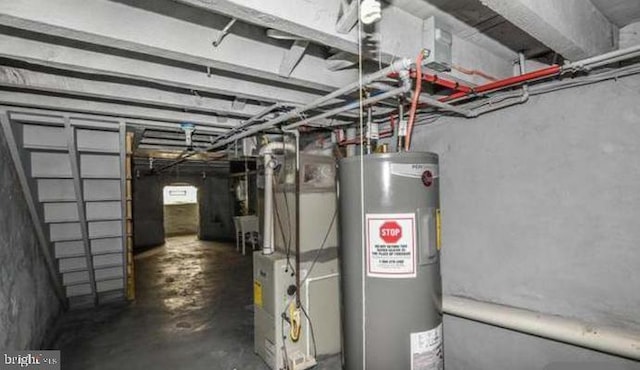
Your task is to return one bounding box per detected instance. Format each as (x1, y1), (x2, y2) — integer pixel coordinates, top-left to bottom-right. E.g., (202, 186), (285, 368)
(360, 0), (382, 25)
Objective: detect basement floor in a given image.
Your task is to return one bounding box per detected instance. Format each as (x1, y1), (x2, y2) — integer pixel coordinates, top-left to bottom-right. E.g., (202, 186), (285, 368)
(51, 235), (340, 370)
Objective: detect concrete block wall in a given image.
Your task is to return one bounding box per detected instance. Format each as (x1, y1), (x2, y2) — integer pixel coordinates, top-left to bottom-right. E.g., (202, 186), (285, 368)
(411, 74), (640, 369)
(164, 203), (199, 236)
(0, 133), (61, 349)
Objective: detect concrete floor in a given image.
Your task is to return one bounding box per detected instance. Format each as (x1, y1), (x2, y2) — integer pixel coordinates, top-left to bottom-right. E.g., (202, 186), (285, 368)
(52, 235), (341, 370)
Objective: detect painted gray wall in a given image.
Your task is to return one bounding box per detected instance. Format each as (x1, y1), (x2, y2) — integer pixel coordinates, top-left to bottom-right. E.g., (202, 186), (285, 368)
(0, 133), (61, 349)
(132, 171), (234, 249)
(411, 75), (640, 369)
(199, 176), (235, 242)
(132, 175), (165, 248)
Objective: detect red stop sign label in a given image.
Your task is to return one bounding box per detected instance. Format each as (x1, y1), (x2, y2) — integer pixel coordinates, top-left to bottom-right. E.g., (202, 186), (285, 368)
(380, 221), (402, 244)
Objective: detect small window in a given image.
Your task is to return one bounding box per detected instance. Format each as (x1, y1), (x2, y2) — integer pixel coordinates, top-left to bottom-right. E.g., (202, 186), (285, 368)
(163, 185), (197, 205)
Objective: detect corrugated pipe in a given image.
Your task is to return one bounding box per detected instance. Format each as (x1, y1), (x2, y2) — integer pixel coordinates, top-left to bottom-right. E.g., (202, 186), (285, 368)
(443, 296), (640, 361)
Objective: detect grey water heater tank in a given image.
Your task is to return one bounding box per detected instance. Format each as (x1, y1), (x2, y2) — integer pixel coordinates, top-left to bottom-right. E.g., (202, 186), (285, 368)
(338, 152), (443, 370)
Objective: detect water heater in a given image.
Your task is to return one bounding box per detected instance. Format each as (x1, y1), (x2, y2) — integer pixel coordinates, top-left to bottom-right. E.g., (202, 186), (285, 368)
(338, 152), (443, 370)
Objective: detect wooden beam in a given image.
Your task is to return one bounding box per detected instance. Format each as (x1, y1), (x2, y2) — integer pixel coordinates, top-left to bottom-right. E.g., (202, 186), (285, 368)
(173, 0), (518, 84)
(279, 40), (310, 77)
(336, 0), (359, 34)
(0, 0), (356, 91)
(0, 66), (265, 118)
(174, 0), (423, 62)
(64, 117), (98, 305)
(0, 91), (240, 129)
(0, 33), (324, 105)
(480, 0), (617, 60)
(119, 121), (128, 301)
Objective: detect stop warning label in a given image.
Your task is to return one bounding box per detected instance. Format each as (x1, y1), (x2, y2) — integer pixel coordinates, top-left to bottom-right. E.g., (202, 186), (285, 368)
(366, 213), (416, 278)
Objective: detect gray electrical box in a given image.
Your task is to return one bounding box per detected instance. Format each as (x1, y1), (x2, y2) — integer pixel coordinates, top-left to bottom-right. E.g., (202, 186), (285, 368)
(423, 16), (452, 72)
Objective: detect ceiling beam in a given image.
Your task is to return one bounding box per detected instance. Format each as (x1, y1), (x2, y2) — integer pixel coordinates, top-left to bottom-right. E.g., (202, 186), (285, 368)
(336, 0), (359, 34)
(0, 0), (357, 91)
(0, 91), (238, 129)
(279, 40), (310, 77)
(0, 66), (266, 118)
(173, 0), (424, 62)
(620, 22), (640, 49)
(174, 0), (518, 84)
(142, 131), (217, 142)
(1, 104), (227, 135)
(0, 33), (325, 104)
(139, 138), (211, 148)
(479, 0), (618, 60)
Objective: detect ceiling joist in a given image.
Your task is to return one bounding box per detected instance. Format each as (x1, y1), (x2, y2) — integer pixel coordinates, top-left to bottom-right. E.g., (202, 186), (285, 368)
(0, 66), (264, 118)
(0, 33), (325, 104)
(480, 0), (618, 60)
(0, 90), (238, 129)
(0, 0), (356, 92)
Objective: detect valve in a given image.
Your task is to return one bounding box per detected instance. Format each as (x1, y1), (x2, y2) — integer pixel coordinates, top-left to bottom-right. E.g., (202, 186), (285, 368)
(180, 122), (195, 150)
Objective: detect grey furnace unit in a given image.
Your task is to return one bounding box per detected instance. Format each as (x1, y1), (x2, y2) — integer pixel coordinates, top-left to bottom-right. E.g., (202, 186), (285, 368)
(338, 152), (443, 370)
(254, 154), (341, 370)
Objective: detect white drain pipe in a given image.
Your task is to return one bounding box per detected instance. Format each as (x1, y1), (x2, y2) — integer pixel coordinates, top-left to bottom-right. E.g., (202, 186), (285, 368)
(443, 295), (640, 360)
(259, 141), (296, 255)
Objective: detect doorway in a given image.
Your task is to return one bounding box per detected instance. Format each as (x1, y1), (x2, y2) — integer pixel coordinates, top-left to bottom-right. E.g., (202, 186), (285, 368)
(163, 184), (199, 237)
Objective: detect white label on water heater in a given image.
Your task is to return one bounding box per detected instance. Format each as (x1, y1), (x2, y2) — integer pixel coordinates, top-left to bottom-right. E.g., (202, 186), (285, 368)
(411, 324), (444, 370)
(391, 163), (439, 179)
(365, 213), (416, 278)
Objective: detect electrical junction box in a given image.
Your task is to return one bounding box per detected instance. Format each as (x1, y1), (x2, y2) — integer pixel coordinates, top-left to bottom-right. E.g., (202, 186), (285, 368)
(423, 16), (452, 72)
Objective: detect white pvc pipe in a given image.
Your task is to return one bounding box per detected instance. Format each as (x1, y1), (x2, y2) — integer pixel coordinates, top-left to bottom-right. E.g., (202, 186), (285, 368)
(566, 44), (640, 71)
(259, 141), (296, 255)
(443, 295), (640, 360)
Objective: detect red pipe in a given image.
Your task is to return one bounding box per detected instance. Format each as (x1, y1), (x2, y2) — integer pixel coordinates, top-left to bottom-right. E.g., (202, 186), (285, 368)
(441, 65), (561, 102)
(418, 71), (473, 93)
(342, 63), (563, 142)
